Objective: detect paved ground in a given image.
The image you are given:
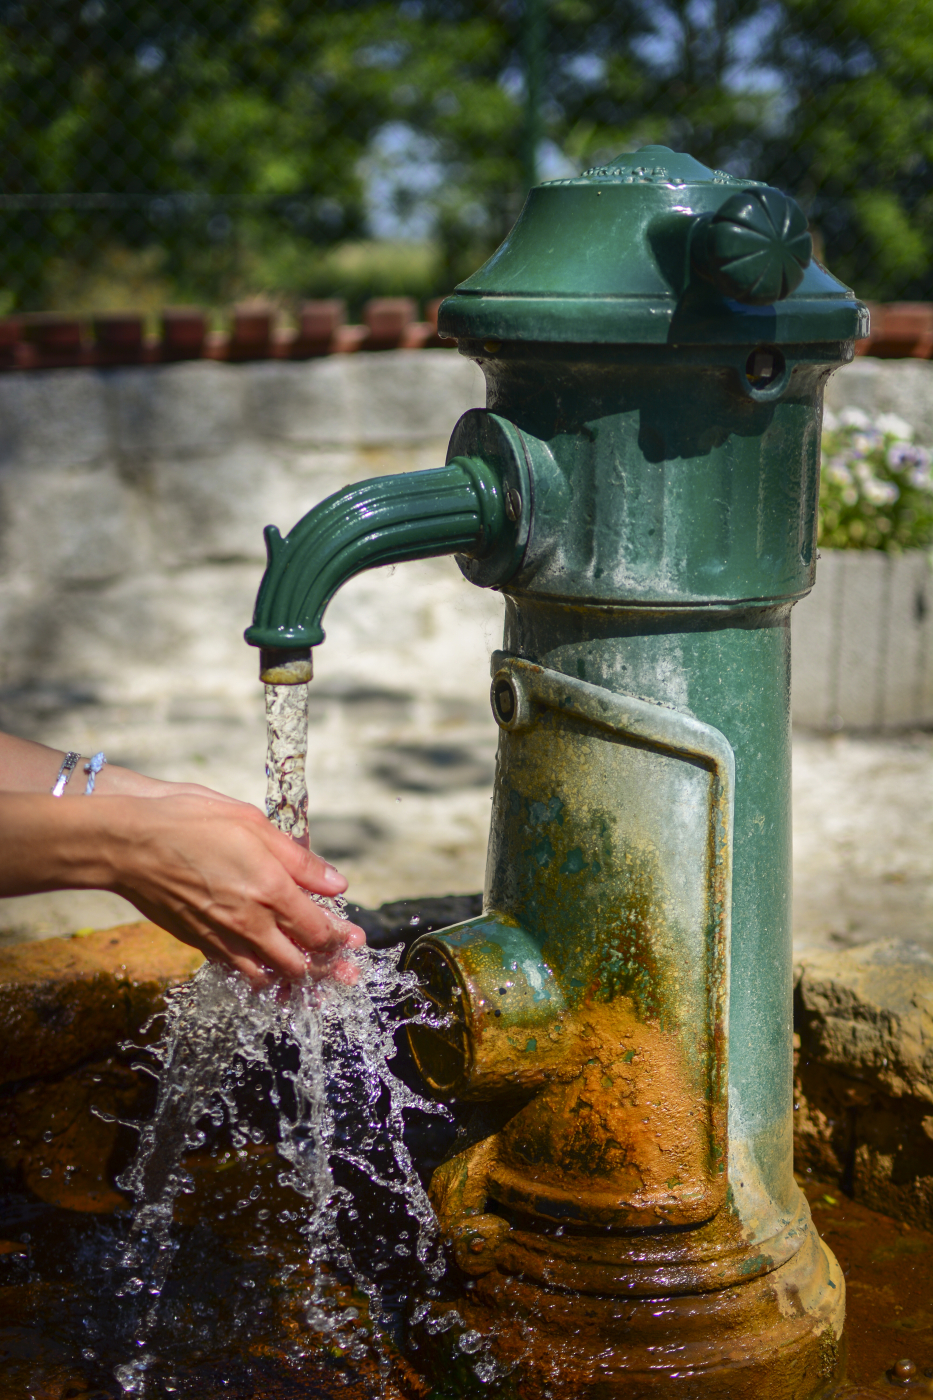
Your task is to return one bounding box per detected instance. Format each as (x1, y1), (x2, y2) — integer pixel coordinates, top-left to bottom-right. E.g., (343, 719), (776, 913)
(1, 552), (930, 955)
(793, 727), (933, 954)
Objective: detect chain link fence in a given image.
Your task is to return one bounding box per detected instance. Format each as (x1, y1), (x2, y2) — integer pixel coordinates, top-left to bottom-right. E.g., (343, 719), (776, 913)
(0, 0), (930, 316)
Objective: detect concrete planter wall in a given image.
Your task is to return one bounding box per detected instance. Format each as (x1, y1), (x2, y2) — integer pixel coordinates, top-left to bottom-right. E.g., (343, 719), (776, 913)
(792, 549), (933, 731)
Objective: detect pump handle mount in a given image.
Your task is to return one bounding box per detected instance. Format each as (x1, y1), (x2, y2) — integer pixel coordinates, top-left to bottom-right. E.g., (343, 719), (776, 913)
(691, 186), (812, 305)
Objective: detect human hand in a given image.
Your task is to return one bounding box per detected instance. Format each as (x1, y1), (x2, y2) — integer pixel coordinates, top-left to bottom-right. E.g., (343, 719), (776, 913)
(102, 794), (366, 985)
(0, 789), (364, 986)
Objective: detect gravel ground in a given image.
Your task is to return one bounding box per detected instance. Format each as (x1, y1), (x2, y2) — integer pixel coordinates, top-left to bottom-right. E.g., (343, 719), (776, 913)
(1, 554), (930, 955)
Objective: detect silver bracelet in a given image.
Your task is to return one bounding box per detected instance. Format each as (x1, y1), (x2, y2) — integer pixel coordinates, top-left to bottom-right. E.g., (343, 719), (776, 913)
(51, 751), (81, 797)
(83, 751), (107, 794)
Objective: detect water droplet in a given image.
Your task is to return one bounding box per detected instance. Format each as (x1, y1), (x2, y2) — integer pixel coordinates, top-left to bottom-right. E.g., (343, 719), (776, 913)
(474, 1356), (500, 1384)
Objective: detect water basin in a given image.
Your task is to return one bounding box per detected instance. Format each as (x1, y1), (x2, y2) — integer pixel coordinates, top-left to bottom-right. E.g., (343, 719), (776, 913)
(1, 919), (930, 1400)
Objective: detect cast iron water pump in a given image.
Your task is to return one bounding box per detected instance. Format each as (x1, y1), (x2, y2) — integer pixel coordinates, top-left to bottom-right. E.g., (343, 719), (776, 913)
(246, 146), (866, 1398)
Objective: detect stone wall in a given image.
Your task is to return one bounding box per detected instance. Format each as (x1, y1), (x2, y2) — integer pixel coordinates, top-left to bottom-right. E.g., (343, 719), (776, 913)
(2, 351), (930, 729)
(0, 351), (487, 702)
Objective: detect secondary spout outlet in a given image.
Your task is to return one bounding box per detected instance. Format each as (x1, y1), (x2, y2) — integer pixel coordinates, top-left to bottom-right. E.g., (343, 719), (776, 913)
(244, 413), (533, 678)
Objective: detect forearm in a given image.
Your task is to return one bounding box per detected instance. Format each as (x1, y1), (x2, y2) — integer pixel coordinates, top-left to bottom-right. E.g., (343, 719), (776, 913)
(0, 793), (119, 895)
(0, 732), (229, 801)
(0, 732), (166, 798)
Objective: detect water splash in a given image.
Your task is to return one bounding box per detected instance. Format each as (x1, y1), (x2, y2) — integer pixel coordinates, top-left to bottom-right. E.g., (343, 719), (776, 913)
(110, 679), (465, 1395)
(113, 946), (450, 1393)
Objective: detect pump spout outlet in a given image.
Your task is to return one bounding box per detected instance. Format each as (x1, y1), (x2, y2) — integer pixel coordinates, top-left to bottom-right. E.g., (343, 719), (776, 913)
(258, 647), (313, 686)
(245, 452), (519, 673)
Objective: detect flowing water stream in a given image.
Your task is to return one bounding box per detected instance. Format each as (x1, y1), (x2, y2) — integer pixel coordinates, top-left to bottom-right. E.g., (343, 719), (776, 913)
(106, 680), (490, 1396)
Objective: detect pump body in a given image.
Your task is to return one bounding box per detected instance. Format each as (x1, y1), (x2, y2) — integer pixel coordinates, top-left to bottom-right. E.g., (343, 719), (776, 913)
(247, 146), (866, 1397)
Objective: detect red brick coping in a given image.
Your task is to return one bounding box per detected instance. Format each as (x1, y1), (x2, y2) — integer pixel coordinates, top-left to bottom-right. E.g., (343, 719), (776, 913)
(0, 297), (927, 370)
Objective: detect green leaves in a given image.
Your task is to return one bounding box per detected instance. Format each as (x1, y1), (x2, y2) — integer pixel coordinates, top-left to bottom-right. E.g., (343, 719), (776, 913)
(0, 0), (523, 307)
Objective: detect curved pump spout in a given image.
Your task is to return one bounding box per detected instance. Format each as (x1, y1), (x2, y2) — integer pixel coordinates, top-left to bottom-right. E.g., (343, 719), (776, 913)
(244, 442), (522, 679)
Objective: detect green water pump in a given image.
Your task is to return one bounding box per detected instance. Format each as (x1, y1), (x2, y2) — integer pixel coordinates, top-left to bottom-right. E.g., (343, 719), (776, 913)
(246, 146), (866, 1399)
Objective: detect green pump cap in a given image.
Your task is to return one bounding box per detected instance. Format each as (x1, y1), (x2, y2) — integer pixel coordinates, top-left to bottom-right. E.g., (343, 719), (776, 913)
(438, 145), (867, 347)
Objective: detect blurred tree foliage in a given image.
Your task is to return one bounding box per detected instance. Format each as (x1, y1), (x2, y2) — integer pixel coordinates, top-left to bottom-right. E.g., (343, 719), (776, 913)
(0, 0), (523, 306)
(0, 0), (929, 309)
(538, 0), (933, 301)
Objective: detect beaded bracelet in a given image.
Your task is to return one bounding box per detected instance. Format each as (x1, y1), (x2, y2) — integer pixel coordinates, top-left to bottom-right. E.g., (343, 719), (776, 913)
(83, 752), (107, 794)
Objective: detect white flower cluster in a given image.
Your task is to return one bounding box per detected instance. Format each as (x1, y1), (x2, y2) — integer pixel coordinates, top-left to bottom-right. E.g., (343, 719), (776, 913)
(821, 407), (933, 507)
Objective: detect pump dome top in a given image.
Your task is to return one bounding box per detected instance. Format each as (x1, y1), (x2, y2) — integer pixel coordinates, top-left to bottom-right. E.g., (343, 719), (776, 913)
(438, 145), (866, 347)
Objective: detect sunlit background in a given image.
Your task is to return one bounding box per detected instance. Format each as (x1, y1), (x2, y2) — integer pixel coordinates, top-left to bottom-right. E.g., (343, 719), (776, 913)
(0, 0), (930, 317)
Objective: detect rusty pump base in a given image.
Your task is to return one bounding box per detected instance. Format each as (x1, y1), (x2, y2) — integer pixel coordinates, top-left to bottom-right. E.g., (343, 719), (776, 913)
(406, 635), (844, 1400)
(245, 146), (863, 1396)
(451, 1231), (843, 1399)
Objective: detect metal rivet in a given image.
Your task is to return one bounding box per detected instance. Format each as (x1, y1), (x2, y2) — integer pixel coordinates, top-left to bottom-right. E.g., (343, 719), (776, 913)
(505, 487), (522, 522)
(483, 339), (501, 353)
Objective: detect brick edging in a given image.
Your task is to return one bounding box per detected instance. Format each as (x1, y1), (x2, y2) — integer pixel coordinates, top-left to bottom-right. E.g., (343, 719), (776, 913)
(0, 297), (929, 370)
(0, 295), (455, 371)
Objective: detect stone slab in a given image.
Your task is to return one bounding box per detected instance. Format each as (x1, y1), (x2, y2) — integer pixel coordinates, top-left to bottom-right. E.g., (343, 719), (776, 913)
(112, 360), (249, 458)
(796, 940), (933, 1102)
(0, 369), (110, 470)
(242, 351), (485, 446)
(0, 921), (203, 1086)
(794, 939), (933, 1228)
